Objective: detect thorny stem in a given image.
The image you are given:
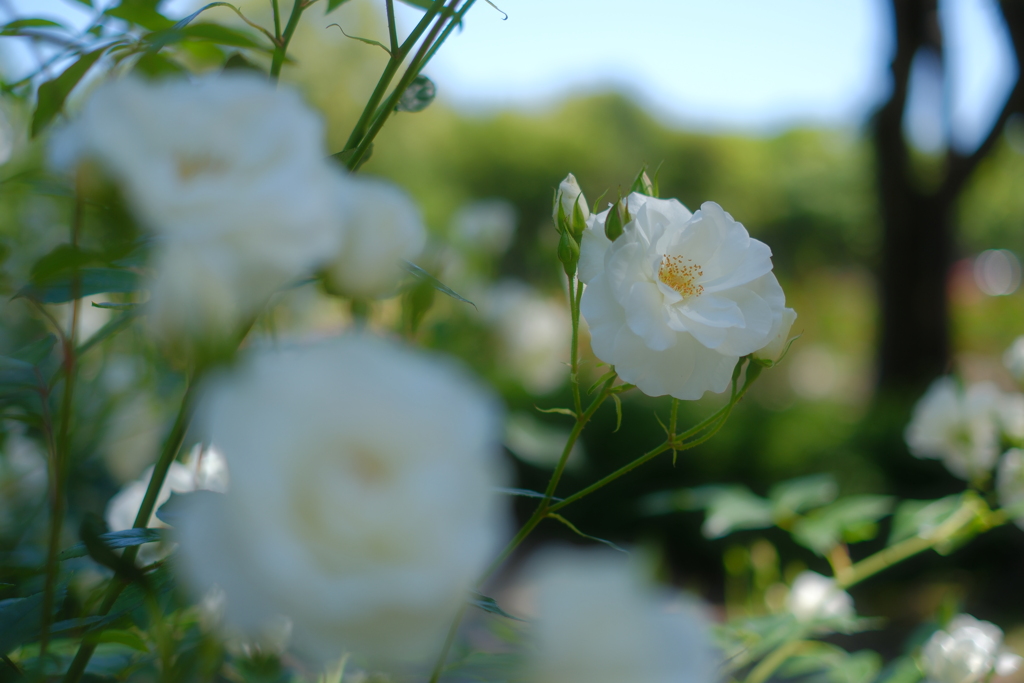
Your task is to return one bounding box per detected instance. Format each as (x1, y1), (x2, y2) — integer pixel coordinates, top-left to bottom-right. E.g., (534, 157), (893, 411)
(62, 380), (198, 683)
(345, 0), (461, 170)
(39, 183), (84, 666)
(269, 0), (306, 80)
(342, 0), (448, 153)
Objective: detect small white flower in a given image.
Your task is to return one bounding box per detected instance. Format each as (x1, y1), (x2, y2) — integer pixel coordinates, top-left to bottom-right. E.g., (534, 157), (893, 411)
(578, 195), (791, 400)
(525, 548), (717, 683)
(905, 378), (1004, 481)
(50, 74), (345, 348)
(554, 173), (589, 223)
(786, 571), (854, 624)
(997, 448), (1024, 528)
(921, 615), (1021, 683)
(105, 444), (228, 565)
(1004, 336), (1024, 383)
(324, 176), (426, 299)
(173, 334), (508, 668)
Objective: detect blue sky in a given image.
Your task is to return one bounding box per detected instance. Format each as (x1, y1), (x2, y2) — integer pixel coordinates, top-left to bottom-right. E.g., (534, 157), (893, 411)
(3, 0), (1018, 146)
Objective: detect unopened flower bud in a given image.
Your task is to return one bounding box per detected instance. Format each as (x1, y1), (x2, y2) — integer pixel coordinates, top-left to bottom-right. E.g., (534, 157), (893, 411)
(557, 230), (580, 276)
(604, 199), (626, 242)
(554, 173), (589, 226)
(631, 169), (655, 196)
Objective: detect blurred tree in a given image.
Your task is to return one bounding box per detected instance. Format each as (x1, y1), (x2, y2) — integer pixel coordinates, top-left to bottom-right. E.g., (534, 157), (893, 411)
(874, 0), (1023, 393)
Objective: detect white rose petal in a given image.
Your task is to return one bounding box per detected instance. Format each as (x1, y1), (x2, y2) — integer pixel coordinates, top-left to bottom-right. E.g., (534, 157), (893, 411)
(50, 74), (345, 347)
(579, 195), (791, 400)
(326, 176), (427, 298)
(755, 306), (798, 362)
(997, 448), (1024, 529)
(525, 548), (717, 683)
(173, 334), (508, 668)
(905, 378), (1005, 481)
(786, 571), (854, 623)
(921, 615), (1016, 683)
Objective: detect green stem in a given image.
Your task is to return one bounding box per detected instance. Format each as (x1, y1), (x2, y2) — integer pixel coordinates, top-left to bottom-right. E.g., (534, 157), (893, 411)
(271, 0), (281, 40)
(417, 0), (475, 68)
(568, 273), (582, 416)
(270, 0), (305, 80)
(385, 0), (398, 53)
(835, 497), (992, 589)
(743, 640), (808, 683)
(345, 0), (460, 170)
(39, 185), (84, 666)
(342, 0), (447, 153)
(62, 381), (197, 683)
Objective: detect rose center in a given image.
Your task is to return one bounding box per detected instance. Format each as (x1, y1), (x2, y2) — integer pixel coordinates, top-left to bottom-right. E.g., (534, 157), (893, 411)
(658, 255), (704, 298)
(175, 154), (227, 181)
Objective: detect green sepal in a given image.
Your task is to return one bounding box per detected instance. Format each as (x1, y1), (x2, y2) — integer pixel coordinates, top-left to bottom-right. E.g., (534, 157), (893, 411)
(570, 194), (587, 242)
(605, 199), (624, 242)
(557, 230), (579, 276)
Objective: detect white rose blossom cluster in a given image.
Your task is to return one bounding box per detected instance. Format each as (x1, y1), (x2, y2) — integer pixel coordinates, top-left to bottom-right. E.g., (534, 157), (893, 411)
(905, 375), (1024, 482)
(523, 548), (718, 683)
(921, 614), (1022, 683)
(50, 74), (426, 352)
(558, 175), (796, 400)
(173, 334), (509, 669)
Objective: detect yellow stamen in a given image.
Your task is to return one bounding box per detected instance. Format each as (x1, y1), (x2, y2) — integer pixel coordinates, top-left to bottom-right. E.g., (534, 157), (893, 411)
(658, 254), (704, 298)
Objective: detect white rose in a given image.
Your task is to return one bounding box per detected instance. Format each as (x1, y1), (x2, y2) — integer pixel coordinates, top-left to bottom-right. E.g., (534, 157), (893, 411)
(173, 334), (508, 668)
(554, 173), (589, 223)
(785, 571), (854, 624)
(921, 614), (1022, 683)
(578, 195), (791, 400)
(50, 74), (345, 347)
(1004, 335), (1024, 383)
(325, 176), (426, 298)
(904, 378), (1004, 481)
(525, 548), (717, 683)
(105, 444), (228, 565)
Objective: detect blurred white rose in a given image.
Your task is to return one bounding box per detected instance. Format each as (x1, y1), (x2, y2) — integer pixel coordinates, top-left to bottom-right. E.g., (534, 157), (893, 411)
(1004, 336), (1024, 383)
(50, 74), (345, 348)
(997, 448), (1024, 528)
(578, 195), (791, 400)
(905, 378), (1006, 481)
(921, 614), (1022, 683)
(554, 173), (589, 223)
(452, 199), (516, 256)
(786, 571), (854, 624)
(105, 444), (228, 565)
(485, 280), (570, 394)
(173, 334), (508, 668)
(525, 548), (717, 683)
(324, 176), (426, 299)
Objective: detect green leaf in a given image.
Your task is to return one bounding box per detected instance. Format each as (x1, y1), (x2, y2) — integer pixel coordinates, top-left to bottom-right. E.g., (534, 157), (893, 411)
(105, 0), (175, 31)
(779, 645), (881, 683)
(397, 0), (436, 9)
(78, 515), (150, 586)
(716, 613), (803, 670)
(494, 487), (562, 502)
(181, 23), (269, 50)
(534, 405), (576, 418)
(15, 267), (140, 304)
(469, 592), (523, 621)
(888, 495), (962, 546)
(90, 628), (150, 652)
(1, 18), (67, 35)
(133, 51), (186, 77)
(770, 474), (838, 518)
(395, 74), (436, 113)
(685, 485), (775, 538)
(402, 261), (475, 308)
(58, 527), (165, 561)
(171, 1), (236, 30)
(873, 656), (923, 683)
(223, 52), (264, 73)
(327, 0), (355, 11)
(11, 334), (57, 366)
(30, 244), (104, 281)
(0, 356), (42, 397)
(791, 495), (894, 555)
(31, 48), (106, 137)
(77, 309), (140, 358)
(0, 593), (44, 656)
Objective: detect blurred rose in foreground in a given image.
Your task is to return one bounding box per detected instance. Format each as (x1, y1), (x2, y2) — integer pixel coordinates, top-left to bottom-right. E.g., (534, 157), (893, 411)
(174, 334), (508, 669)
